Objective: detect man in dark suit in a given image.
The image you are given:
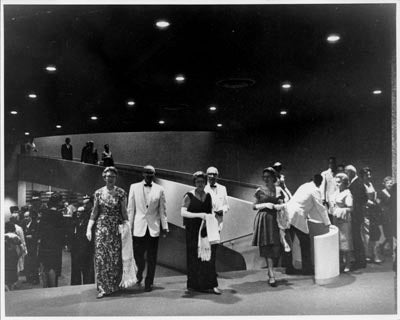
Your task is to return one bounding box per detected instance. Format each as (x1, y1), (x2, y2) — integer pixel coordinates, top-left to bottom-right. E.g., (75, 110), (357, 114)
(345, 165), (368, 269)
(61, 137), (73, 160)
(70, 198), (94, 285)
(21, 211), (39, 284)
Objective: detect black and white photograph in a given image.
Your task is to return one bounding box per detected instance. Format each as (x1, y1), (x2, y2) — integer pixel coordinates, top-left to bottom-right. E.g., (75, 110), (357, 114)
(1, 0), (398, 318)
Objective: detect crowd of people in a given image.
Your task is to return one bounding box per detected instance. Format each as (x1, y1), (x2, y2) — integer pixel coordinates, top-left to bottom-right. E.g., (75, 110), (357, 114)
(4, 156), (397, 299)
(4, 192), (95, 291)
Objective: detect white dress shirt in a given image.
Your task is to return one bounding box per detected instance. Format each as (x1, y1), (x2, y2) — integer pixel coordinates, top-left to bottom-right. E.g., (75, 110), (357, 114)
(204, 183), (229, 214)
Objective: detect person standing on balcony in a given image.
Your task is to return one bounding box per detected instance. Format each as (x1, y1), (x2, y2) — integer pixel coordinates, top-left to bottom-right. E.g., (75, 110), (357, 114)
(101, 144), (114, 167)
(61, 137), (73, 160)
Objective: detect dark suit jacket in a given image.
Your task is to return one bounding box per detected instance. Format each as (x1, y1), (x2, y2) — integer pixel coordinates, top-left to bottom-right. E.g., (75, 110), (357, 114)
(22, 220), (38, 254)
(61, 144), (73, 160)
(349, 176), (368, 223)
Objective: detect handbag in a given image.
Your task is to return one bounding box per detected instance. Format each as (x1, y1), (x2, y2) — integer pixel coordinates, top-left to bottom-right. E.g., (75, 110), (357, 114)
(198, 220), (211, 262)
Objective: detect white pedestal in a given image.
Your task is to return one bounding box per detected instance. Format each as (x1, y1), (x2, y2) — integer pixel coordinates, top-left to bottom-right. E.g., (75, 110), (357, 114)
(313, 224), (340, 285)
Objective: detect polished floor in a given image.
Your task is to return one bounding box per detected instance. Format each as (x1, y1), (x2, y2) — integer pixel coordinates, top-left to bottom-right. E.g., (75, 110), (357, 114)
(5, 258), (397, 317)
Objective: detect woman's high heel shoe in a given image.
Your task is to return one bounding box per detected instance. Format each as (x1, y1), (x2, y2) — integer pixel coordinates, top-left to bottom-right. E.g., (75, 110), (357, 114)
(212, 287), (222, 295)
(268, 277), (277, 287)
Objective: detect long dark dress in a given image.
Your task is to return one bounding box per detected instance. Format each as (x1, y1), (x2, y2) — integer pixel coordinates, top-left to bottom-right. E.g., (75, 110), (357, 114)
(92, 186), (125, 295)
(252, 187), (282, 258)
(184, 192), (218, 291)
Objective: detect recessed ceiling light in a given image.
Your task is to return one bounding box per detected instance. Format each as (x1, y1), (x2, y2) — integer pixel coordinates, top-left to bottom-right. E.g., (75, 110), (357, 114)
(56, 125), (62, 129)
(217, 123), (223, 127)
(327, 34), (340, 43)
(45, 65), (57, 72)
(25, 132), (30, 136)
(280, 110), (288, 115)
(282, 83), (291, 89)
(209, 106), (217, 111)
(28, 93), (37, 99)
(90, 116), (98, 120)
(156, 20), (170, 29)
(175, 75), (185, 82)
(10, 111), (18, 115)
(372, 89), (382, 95)
(127, 100), (135, 106)
(159, 120), (165, 125)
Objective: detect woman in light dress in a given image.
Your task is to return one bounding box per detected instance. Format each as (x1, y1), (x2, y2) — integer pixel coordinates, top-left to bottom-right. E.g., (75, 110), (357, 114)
(331, 173), (353, 272)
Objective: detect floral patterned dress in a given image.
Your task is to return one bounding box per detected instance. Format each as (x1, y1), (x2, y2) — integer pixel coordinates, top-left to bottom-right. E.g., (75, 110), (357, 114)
(92, 186), (126, 295)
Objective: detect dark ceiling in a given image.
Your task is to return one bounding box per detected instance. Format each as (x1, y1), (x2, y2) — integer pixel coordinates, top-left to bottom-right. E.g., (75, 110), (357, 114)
(3, 4), (396, 141)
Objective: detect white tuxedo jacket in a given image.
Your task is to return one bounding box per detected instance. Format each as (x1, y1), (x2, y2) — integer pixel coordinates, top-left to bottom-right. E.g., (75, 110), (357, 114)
(127, 180), (168, 237)
(289, 181), (331, 233)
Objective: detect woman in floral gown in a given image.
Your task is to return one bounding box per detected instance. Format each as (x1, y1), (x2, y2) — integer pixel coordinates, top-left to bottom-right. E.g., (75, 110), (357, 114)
(86, 166), (129, 298)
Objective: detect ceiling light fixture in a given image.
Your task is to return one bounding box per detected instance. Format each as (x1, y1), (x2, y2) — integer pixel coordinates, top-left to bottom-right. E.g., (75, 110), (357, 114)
(159, 120), (165, 125)
(156, 20), (170, 29)
(10, 111), (18, 115)
(90, 116), (98, 120)
(209, 106), (217, 111)
(127, 100), (135, 106)
(217, 123), (223, 127)
(282, 82), (291, 89)
(372, 89), (382, 95)
(327, 34), (340, 43)
(25, 132), (30, 136)
(56, 125), (62, 129)
(175, 75), (185, 82)
(28, 93), (37, 99)
(280, 110), (288, 115)
(45, 65), (57, 72)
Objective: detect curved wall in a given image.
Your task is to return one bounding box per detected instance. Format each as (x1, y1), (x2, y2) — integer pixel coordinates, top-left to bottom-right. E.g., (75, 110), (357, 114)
(34, 113), (392, 197)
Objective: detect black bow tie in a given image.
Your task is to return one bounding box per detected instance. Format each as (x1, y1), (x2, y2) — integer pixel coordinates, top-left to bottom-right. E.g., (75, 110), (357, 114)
(210, 184), (216, 188)
(144, 183), (152, 187)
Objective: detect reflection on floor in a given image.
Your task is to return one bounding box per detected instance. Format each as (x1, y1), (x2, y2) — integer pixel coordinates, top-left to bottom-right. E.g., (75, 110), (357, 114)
(5, 258), (396, 316)
(14, 249), (183, 291)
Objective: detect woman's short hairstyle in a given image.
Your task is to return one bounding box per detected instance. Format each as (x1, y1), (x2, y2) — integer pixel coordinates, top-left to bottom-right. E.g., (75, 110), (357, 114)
(192, 171), (207, 184)
(335, 172), (350, 187)
(262, 167), (278, 183)
(102, 166), (118, 178)
(359, 167), (371, 178)
(383, 176), (394, 184)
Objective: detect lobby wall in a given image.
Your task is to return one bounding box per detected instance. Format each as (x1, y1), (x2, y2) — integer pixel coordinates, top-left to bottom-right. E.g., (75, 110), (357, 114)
(33, 108), (392, 196)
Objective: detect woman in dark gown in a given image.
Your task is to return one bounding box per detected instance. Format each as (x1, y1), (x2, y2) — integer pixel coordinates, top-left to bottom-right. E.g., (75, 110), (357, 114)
(181, 171), (221, 294)
(86, 166), (129, 298)
(252, 167), (285, 287)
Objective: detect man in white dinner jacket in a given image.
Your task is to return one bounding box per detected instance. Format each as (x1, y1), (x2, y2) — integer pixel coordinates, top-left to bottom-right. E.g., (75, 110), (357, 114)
(204, 166), (229, 230)
(127, 165), (169, 292)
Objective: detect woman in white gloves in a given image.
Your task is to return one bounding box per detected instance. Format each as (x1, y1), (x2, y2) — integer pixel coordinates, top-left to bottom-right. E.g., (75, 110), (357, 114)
(252, 167), (287, 287)
(181, 171), (221, 295)
(331, 173), (354, 272)
(86, 167), (130, 298)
